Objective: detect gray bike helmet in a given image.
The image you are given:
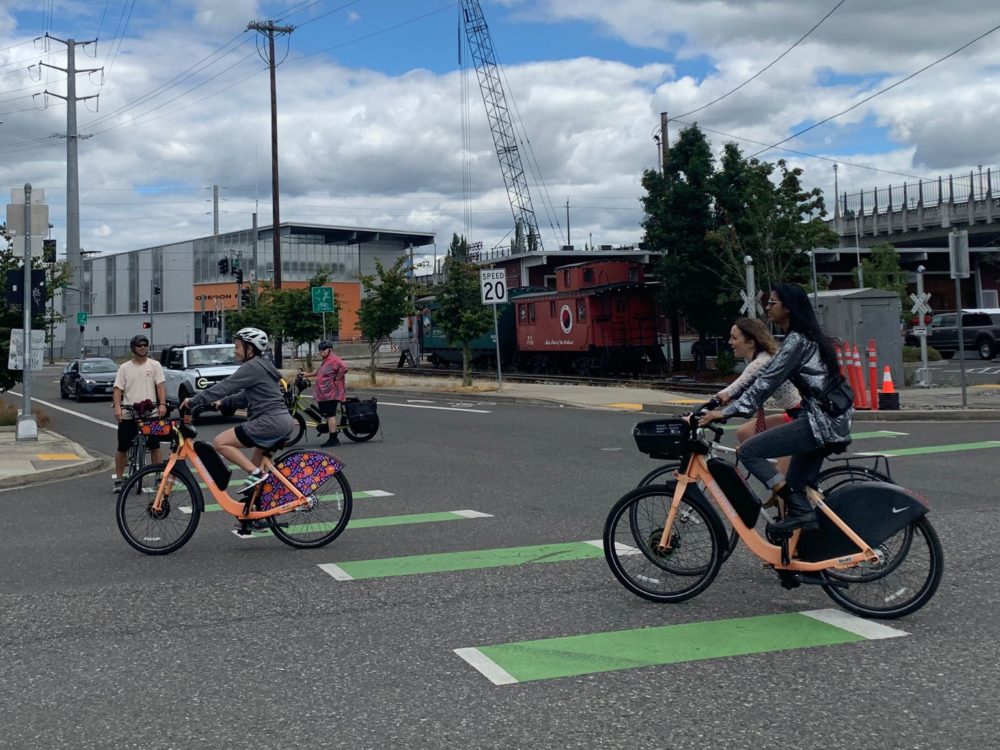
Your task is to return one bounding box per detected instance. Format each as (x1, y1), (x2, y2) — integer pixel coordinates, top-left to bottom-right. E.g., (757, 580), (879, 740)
(318, 340), (333, 351)
(130, 334), (149, 353)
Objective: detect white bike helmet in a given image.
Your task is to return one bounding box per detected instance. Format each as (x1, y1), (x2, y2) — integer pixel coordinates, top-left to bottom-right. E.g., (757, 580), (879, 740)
(234, 327), (269, 354)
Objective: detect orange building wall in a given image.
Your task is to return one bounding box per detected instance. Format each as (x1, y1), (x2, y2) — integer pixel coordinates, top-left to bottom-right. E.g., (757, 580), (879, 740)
(192, 281), (362, 338)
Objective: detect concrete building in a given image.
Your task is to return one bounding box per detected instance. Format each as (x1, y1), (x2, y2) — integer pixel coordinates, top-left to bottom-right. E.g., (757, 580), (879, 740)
(62, 222), (434, 358)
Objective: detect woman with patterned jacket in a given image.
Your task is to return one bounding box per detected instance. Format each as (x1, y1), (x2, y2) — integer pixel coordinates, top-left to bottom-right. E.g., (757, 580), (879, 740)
(699, 283), (853, 535)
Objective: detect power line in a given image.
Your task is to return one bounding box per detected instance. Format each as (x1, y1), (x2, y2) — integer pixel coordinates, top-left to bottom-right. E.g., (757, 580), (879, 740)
(749, 20), (1000, 159)
(676, 0), (847, 121)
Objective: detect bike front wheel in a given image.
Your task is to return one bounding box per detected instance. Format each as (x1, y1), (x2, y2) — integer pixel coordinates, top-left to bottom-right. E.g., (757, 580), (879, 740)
(269, 468), (353, 549)
(821, 516), (943, 619)
(603, 483), (726, 603)
(116, 464), (201, 555)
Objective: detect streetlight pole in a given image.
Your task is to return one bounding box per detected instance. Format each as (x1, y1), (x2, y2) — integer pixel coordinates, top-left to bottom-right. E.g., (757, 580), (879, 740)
(17, 183), (38, 441)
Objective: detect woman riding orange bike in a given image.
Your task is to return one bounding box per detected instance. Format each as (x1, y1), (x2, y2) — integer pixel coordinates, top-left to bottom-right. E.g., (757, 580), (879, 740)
(699, 283), (853, 537)
(180, 327), (294, 502)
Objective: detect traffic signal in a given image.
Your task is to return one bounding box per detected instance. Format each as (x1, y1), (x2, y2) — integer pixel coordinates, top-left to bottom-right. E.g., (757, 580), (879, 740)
(235, 268), (244, 284)
(153, 285), (161, 295)
(231, 255), (240, 270)
(142, 321), (152, 329)
(240, 287), (251, 306)
(218, 257), (229, 275)
(142, 300), (149, 313)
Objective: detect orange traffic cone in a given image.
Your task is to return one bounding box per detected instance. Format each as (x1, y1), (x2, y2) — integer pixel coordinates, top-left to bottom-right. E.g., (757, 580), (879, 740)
(881, 366), (895, 394)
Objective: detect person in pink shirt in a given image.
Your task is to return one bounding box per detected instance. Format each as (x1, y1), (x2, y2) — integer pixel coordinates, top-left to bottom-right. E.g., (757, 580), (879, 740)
(301, 340), (348, 446)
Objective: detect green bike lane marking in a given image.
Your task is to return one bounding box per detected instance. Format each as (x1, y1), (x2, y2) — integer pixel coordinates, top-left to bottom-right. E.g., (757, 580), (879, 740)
(317, 540), (605, 581)
(454, 609), (907, 686)
(856, 440), (1000, 458)
(243, 509), (492, 539)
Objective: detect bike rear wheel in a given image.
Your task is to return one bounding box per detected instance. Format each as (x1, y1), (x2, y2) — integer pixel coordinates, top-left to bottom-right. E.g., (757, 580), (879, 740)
(821, 516), (943, 619)
(604, 483), (726, 603)
(116, 464), (201, 555)
(268, 469), (353, 548)
(343, 416), (379, 442)
(286, 412), (307, 447)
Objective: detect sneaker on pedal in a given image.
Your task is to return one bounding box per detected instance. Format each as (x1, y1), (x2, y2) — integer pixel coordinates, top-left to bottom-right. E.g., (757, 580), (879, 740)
(112, 478), (123, 494)
(238, 470), (267, 497)
(322, 433), (340, 447)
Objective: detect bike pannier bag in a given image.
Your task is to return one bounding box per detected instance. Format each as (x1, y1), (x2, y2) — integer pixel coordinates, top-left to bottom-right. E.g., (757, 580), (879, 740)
(345, 397), (378, 433)
(194, 440), (232, 490)
(633, 418), (689, 460)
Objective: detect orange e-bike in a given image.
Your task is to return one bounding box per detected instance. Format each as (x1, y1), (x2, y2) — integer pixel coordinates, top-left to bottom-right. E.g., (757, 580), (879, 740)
(603, 406), (943, 619)
(115, 414), (352, 555)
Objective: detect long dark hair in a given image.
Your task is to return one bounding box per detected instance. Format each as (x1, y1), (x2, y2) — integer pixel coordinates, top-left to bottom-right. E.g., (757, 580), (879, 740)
(771, 282), (839, 375)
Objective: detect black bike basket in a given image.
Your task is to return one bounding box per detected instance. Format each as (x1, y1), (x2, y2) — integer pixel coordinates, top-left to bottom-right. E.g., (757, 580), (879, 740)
(194, 440), (232, 491)
(633, 418), (689, 460)
(345, 397), (378, 433)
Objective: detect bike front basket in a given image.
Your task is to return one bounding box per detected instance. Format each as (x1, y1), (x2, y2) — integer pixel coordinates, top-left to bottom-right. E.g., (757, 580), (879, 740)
(633, 418), (690, 460)
(138, 418), (176, 437)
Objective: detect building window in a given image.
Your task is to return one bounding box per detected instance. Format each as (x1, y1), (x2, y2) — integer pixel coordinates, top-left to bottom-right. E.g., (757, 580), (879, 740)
(577, 300), (586, 322)
(550, 301), (556, 317)
(583, 268), (594, 283)
(519, 304), (527, 322)
(528, 303), (536, 323)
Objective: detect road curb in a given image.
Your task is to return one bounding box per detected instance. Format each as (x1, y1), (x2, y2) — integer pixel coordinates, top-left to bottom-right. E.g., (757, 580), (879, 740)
(0, 444), (113, 492)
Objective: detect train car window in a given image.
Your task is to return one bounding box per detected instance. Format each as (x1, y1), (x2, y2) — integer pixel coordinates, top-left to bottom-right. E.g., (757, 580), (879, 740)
(528, 303), (536, 323)
(616, 299), (627, 313)
(550, 301), (556, 317)
(519, 304), (527, 322)
(563, 270), (571, 286)
(629, 267), (639, 283)
(577, 300), (586, 321)
(583, 268), (594, 283)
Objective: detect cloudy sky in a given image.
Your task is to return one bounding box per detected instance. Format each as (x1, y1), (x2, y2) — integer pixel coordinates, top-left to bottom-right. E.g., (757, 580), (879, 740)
(1, 0), (998, 264)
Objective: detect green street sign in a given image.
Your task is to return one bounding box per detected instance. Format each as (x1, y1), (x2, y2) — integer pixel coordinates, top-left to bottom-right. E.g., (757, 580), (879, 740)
(76, 311), (88, 325)
(311, 286), (334, 313)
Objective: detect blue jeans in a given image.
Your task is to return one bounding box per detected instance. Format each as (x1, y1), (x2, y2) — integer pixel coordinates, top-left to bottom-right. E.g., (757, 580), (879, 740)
(736, 415), (827, 493)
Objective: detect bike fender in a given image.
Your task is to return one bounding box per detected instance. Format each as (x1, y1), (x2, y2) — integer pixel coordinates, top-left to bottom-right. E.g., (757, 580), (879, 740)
(798, 481), (927, 562)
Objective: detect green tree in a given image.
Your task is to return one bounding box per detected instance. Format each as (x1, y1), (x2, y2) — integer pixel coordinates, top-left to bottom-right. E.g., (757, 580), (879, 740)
(0, 236), (67, 391)
(357, 257), (411, 384)
(855, 242), (909, 320)
(708, 145), (838, 306)
(435, 234), (493, 386)
(640, 124), (725, 361)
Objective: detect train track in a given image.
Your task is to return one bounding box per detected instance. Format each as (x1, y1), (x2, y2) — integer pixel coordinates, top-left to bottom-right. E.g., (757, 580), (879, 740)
(374, 365), (721, 394)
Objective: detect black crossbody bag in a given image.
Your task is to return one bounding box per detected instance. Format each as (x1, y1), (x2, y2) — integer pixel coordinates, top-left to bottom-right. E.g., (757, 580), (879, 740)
(792, 372), (854, 418)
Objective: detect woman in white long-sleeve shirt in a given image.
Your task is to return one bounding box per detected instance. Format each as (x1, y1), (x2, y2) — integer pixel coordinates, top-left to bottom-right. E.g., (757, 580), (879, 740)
(714, 318), (801, 467)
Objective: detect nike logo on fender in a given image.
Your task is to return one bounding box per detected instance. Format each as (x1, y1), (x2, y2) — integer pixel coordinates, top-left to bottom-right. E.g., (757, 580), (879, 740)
(892, 506), (909, 514)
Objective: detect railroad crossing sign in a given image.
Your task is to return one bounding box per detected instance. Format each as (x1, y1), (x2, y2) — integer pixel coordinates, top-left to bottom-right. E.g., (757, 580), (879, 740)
(910, 291), (931, 316)
(739, 290), (762, 316)
(311, 286), (334, 313)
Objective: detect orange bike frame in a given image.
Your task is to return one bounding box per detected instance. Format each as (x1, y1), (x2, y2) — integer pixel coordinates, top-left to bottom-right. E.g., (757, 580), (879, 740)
(660, 451), (881, 572)
(150, 426), (309, 520)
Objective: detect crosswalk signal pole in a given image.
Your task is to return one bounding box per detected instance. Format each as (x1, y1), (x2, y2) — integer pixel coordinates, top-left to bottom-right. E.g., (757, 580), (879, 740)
(17, 184), (38, 441)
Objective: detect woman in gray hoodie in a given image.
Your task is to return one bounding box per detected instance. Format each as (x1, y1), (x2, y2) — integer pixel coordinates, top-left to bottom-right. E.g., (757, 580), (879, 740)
(181, 327), (294, 495)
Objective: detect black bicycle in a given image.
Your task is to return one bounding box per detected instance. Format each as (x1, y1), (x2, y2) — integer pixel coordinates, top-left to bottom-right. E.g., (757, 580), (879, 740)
(282, 374), (380, 446)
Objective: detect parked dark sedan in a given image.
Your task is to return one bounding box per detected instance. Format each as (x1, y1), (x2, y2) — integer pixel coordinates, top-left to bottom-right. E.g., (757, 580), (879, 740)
(60, 358), (119, 401)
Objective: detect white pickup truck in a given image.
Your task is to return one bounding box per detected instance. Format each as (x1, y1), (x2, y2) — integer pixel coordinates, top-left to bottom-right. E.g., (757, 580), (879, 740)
(158, 344), (242, 416)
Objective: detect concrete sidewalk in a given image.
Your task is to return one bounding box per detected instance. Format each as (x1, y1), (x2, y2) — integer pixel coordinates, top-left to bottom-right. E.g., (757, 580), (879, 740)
(1, 372), (998, 491)
(0, 426), (110, 491)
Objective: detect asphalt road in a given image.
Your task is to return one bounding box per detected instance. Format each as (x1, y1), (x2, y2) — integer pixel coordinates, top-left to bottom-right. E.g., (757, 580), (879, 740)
(1, 368), (997, 749)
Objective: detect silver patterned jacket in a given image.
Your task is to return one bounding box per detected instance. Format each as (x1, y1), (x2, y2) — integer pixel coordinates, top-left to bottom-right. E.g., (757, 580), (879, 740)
(720, 331), (853, 447)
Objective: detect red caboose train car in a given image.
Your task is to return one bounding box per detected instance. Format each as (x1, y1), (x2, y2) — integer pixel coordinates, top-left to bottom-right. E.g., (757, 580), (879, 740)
(512, 260), (666, 375)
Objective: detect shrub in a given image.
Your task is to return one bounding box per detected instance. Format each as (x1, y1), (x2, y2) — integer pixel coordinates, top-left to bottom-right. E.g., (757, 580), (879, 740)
(714, 349), (737, 377)
(0, 400), (51, 428)
(902, 345), (941, 363)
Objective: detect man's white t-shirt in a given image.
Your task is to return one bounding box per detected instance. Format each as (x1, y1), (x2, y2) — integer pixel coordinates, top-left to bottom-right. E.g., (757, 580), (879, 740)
(114, 358), (166, 415)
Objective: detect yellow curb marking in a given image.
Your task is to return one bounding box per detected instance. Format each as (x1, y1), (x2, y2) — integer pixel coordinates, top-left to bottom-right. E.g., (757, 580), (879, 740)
(667, 398), (706, 405)
(36, 453), (81, 461)
(605, 402), (644, 411)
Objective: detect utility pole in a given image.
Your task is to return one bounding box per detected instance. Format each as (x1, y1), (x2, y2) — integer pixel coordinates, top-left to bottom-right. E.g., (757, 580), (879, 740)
(42, 35), (100, 361)
(212, 184), (219, 235)
(659, 112), (670, 170)
(565, 198), (570, 247)
(247, 19), (294, 367)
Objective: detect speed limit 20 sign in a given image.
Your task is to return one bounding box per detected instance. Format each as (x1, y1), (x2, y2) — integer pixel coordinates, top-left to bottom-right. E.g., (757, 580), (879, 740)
(480, 269), (507, 305)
